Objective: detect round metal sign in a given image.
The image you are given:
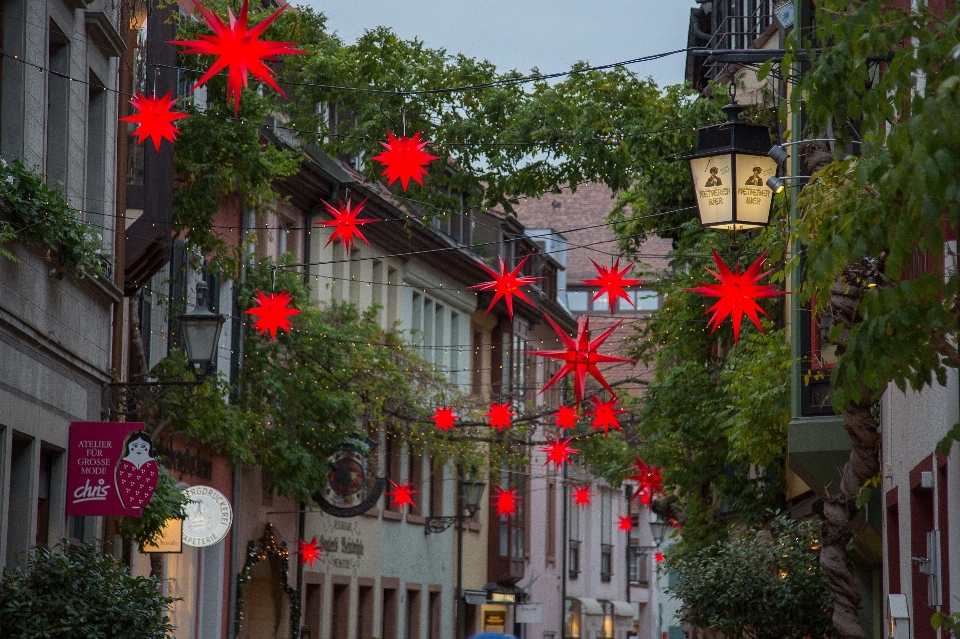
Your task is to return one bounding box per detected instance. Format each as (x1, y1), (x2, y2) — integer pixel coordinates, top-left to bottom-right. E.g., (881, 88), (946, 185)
(181, 485), (233, 547)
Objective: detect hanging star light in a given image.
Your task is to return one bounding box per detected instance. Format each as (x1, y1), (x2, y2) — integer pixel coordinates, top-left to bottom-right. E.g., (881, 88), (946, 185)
(492, 485), (520, 517)
(686, 249), (785, 343)
(469, 255), (541, 320)
(430, 407), (458, 433)
(120, 92), (189, 151)
(315, 198), (375, 254)
(385, 480), (418, 510)
(571, 485), (596, 508)
(627, 457), (663, 506)
(171, 0), (305, 114)
(485, 402), (515, 432)
(296, 537), (324, 567)
(245, 290), (302, 339)
(586, 395), (626, 435)
(583, 258), (642, 314)
(554, 405), (579, 430)
(371, 131), (439, 190)
(618, 515), (634, 531)
(541, 436), (580, 468)
(535, 315), (634, 406)
(655, 552), (665, 563)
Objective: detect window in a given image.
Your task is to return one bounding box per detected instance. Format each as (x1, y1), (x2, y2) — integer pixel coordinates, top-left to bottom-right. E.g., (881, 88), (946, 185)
(385, 434), (402, 512)
(358, 585), (374, 639)
(429, 458), (443, 517)
(600, 601), (614, 639)
(331, 584), (349, 639)
(86, 73), (108, 250)
(566, 290), (589, 312)
(564, 599), (581, 639)
(382, 587), (398, 639)
(568, 541), (580, 579)
(619, 290), (659, 311)
(629, 552), (649, 585)
(600, 545), (613, 582)
(46, 22), (70, 188)
(405, 588), (421, 639)
(545, 481), (556, 564)
(428, 590), (441, 639)
(408, 448), (423, 517)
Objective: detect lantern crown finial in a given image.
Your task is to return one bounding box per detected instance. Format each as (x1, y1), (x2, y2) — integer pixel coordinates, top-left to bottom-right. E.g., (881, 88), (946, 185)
(722, 101), (744, 123)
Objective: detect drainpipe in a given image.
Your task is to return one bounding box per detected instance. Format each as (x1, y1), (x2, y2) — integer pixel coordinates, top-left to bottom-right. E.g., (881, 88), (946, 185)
(561, 464), (567, 638)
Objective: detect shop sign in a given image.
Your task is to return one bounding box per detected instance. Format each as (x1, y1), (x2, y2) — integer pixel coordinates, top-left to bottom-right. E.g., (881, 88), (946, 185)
(490, 592), (517, 603)
(142, 518), (183, 553)
(517, 604), (542, 624)
(181, 485), (233, 547)
(483, 610), (506, 633)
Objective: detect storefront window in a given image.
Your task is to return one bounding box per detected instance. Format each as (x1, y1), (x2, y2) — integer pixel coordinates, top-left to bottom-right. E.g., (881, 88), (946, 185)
(564, 599), (581, 639)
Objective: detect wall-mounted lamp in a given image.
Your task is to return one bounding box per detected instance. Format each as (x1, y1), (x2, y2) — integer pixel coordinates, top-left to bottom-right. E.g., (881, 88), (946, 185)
(765, 175), (812, 194)
(767, 138), (837, 167)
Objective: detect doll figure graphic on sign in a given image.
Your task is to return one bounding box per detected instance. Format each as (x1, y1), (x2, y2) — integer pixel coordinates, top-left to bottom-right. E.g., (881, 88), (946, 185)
(115, 431), (159, 509)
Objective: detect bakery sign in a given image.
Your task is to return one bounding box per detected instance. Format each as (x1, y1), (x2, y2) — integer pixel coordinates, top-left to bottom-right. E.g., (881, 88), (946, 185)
(66, 422), (160, 517)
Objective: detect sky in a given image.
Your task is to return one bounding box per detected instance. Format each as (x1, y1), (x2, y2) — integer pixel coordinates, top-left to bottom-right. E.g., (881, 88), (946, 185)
(294, 0), (692, 89)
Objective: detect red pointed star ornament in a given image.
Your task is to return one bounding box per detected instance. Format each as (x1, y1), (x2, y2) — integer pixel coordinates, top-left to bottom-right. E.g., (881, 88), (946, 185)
(571, 485), (596, 508)
(535, 315), (634, 406)
(171, 0), (305, 114)
(583, 258), (642, 314)
(627, 457), (663, 506)
(485, 402), (515, 432)
(492, 485), (520, 517)
(385, 480), (418, 510)
(554, 405), (580, 430)
(315, 198), (375, 254)
(541, 436), (580, 468)
(655, 552), (665, 563)
(469, 255), (541, 319)
(430, 407), (458, 433)
(686, 249), (786, 343)
(120, 92), (189, 151)
(296, 537), (324, 567)
(586, 395), (626, 435)
(371, 131), (439, 190)
(618, 515), (634, 531)
(245, 290), (302, 339)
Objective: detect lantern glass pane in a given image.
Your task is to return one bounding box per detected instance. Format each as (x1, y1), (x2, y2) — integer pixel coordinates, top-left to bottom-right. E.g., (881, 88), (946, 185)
(182, 318), (220, 364)
(690, 154), (733, 227)
(734, 154), (778, 226)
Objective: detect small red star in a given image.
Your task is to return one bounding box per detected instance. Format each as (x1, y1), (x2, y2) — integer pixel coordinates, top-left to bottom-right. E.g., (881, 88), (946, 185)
(583, 258), (642, 314)
(618, 515), (634, 531)
(492, 485), (520, 517)
(485, 402), (515, 432)
(245, 290), (302, 339)
(430, 407), (458, 432)
(586, 395), (626, 435)
(385, 480), (418, 510)
(655, 552), (665, 562)
(120, 92), (189, 151)
(627, 458), (663, 505)
(171, 0), (305, 114)
(296, 537), (323, 567)
(470, 255), (541, 319)
(535, 316), (634, 406)
(315, 198), (375, 254)
(371, 131), (439, 190)
(686, 249), (786, 343)
(571, 485), (595, 507)
(554, 405), (579, 430)
(541, 436), (580, 468)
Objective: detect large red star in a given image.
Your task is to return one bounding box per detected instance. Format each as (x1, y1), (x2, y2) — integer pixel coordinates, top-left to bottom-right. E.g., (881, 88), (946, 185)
(371, 131), (439, 190)
(385, 480), (418, 510)
(171, 0), (305, 114)
(120, 92), (189, 151)
(469, 255), (541, 319)
(583, 258), (642, 314)
(485, 402), (515, 432)
(586, 395), (626, 435)
(315, 198), (375, 254)
(296, 537), (323, 567)
(535, 315), (634, 406)
(430, 407), (458, 432)
(686, 249), (786, 343)
(541, 436), (580, 468)
(571, 485), (595, 507)
(554, 405), (579, 430)
(245, 290), (302, 339)
(655, 552), (665, 563)
(618, 515), (634, 531)
(492, 485), (520, 517)
(627, 458), (663, 506)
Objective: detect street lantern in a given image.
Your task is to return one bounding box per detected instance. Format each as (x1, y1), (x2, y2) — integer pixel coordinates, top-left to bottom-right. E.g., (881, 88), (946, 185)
(178, 280), (225, 371)
(688, 100), (778, 230)
(649, 516), (670, 545)
(459, 477), (487, 514)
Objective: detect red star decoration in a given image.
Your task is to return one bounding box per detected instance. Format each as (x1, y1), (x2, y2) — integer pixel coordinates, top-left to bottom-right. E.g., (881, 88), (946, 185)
(655, 552), (665, 563)
(571, 485), (595, 507)
(586, 395), (626, 435)
(430, 407), (458, 432)
(492, 485), (520, 517)
(245, 290), (302, 339)
(469, 255), (541, 319)
(541, 436), (580, 468)
(554, 405), (580, 430)
(314, 198), (375, 254)
(119, 92), (189, 151)
(686, 249), (786, 343)
(583, 258), (642, 314)
(385, 480), (418, 510)
(485, 402), (515, 432)
(371, 131), (439, 190)
(618, 515), (634, 531)
(535, 315), (634, 406)
(627, 458), (663, 506)
(296, 537), (323, 567)
(171, 0), (305, 115)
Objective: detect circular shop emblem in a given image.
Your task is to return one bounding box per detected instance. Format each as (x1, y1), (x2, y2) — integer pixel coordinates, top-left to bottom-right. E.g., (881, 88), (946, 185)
(181, 485), (233, 547)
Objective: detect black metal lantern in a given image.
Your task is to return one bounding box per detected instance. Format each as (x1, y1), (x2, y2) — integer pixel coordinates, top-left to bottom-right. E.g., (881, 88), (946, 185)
(688, 101), (778, 230)
(178, 280), (225, 370)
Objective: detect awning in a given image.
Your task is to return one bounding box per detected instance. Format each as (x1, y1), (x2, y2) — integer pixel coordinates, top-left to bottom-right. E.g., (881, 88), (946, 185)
(611, 601), (636, 618)
(463, 590), (488, 605)
(574, 597), (604, 616)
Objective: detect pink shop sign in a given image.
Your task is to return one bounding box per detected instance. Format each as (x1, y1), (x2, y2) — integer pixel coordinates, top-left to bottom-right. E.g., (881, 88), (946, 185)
(66, 422), (159, 517)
